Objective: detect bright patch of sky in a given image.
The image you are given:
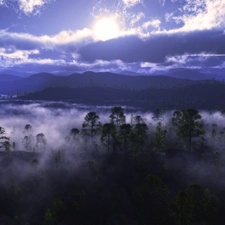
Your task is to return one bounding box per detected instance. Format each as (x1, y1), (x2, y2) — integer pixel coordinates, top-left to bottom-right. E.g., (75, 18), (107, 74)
(0, 0), (224, 76)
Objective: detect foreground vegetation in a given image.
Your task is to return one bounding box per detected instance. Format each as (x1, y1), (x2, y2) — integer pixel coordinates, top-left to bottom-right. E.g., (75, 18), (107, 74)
(0, 106), (225, 225)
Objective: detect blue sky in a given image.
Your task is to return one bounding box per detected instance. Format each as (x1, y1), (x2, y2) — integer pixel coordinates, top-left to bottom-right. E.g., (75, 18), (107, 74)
(0, 0), (225, 76)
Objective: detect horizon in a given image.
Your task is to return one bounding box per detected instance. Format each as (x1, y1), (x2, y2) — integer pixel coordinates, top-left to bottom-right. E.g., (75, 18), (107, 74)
(0, 68), (223, 82)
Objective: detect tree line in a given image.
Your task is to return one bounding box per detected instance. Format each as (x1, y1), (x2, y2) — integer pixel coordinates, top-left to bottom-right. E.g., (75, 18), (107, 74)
(0, 106), (217, 155)
(1, 106), (225, 225)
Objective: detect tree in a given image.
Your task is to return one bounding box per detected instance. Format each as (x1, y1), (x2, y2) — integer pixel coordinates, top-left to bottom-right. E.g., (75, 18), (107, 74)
(24, 124), (33, 135)
(23, 124), (33, 151)
(174, 184), (219, 225)
(110, 106), (125, 128)
(0, 126), (10, 153)
(82, 112), (101, 137)
(119, 124), (132, 152)
(152, 108), (164, 121)
(135, 174), (171, 224)
(130, 123), (148, 153)
(130, 114), (145, 125)
(35, 133), (47, 151)
(101, 123), (117, 152)
(153, 122), (167, 154)
(22, 136), (32, 151)
(172, 109), (204, 151)
(66, 128), (80, 143)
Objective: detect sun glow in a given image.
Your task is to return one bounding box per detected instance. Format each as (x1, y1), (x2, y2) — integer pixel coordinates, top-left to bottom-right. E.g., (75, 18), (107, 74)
(93, 17), (120, 41)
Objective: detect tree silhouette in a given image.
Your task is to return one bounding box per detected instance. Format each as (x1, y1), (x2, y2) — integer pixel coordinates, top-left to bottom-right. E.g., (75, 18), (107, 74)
(174, 184), (219, 225)
(172, 109), (204, 151)
(35, 133), (47, 151)
(152, 108), (164, 121)
(22, 135), (32, 151)
(153, 122), (167, 154)
(101, 123), (117, 152)
(23, 124), (33, 151)
(131, 114), (146, 125)
(66, 128), (80, 143)
(24, 124), (33, 135)
(119, 124), (132, 152)
(0, 126), (10, 153)
(82, 112), (101, 137)
(131, 123), (148, 153)
(110, 106), (125, 128)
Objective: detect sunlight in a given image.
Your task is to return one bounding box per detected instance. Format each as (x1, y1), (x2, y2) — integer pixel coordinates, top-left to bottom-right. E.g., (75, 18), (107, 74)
(93, 17), (120, 41)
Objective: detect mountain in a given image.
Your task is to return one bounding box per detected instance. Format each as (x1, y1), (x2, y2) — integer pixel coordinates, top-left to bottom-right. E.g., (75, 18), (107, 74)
(166, 69), (212, 80)
(0, 74), (22, 82)
(68, 71), (197, 89)
(0, 73), (64, 94)
(20, 81), (225, 110)
(0, 71), (199, 95)
(0, 70), (31, 77)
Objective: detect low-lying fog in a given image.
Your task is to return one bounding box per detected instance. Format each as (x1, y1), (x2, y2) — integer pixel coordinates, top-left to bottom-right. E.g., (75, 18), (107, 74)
(1, 100), (225, 153)
(0, 100), (147, 150)
(1, 100), (225, 197)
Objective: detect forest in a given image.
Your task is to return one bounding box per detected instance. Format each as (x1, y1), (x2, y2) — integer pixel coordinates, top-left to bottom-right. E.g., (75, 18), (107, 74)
(0, 104), (225, 225)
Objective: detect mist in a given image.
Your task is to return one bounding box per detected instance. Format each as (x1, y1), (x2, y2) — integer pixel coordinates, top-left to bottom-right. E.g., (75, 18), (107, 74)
(1, 100), (225, 225)
(1, 101), (225, 155)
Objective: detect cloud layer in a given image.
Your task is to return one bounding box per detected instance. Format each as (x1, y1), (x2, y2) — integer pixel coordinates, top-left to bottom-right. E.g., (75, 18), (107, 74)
(0, 0), (224, 76)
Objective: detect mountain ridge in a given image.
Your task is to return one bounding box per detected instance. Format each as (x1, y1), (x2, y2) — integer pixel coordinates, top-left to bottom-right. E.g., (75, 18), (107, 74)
(0, 71), (203, 94)
(20, 81), (225, 110)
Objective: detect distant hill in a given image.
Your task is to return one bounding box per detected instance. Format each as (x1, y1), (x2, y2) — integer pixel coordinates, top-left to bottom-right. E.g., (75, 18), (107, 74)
(0, 70), (31, 77)
(121, 68), (220, 80)
(20, 81), (225, 110)
(0, 71), (200, 95)
(166, 69), (209, 80)
(67, 71), (197, 89)
(0, 73), (63, 94)
(0, 74), (22, 82)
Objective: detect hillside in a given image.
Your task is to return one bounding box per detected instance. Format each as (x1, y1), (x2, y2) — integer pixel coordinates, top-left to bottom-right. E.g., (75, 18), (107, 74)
(20, 81), (225, 110)
(0, 74), (22, 82)
(0, 71), (201, 94)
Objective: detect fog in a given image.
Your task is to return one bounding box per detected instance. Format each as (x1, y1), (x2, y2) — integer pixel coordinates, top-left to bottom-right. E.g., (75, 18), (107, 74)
(0, 101), (119, 150)
(1, 100), (225, 224)
(1, 101), (225, 153)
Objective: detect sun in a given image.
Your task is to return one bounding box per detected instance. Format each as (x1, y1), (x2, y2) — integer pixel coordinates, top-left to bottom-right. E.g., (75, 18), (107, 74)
(93, 17), (120, 41)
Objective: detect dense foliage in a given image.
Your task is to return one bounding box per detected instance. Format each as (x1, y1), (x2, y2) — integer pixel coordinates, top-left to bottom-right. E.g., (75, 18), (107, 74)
(0, 106), (225, 225)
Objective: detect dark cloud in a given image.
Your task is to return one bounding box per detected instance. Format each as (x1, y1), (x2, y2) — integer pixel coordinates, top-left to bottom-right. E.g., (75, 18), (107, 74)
(0, 32), (41, 51)
(79, 29), (225, 63)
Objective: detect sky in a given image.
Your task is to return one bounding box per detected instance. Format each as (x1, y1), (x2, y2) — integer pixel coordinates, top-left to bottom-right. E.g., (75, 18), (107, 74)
(0, 0), (225, 76)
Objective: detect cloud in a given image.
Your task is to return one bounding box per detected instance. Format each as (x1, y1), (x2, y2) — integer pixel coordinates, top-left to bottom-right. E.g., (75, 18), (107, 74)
(168, 0), (225, 31)
(18, 0), (50, 15)
(0, 47), (39, 61)
(166, 54), (225, 69)
(0, 28), (93, 71)
(130, 12), (145, 26)
(0, 0), (224, 75)
(0, 28), (93, 52)
(70, 59), (134, 73)
(142, 20), (161, 30)
(122, 0), (143, 7)
(79, 29), (225, 64)
(0, 0), (54, 15)
(2, 57), (136, 75)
